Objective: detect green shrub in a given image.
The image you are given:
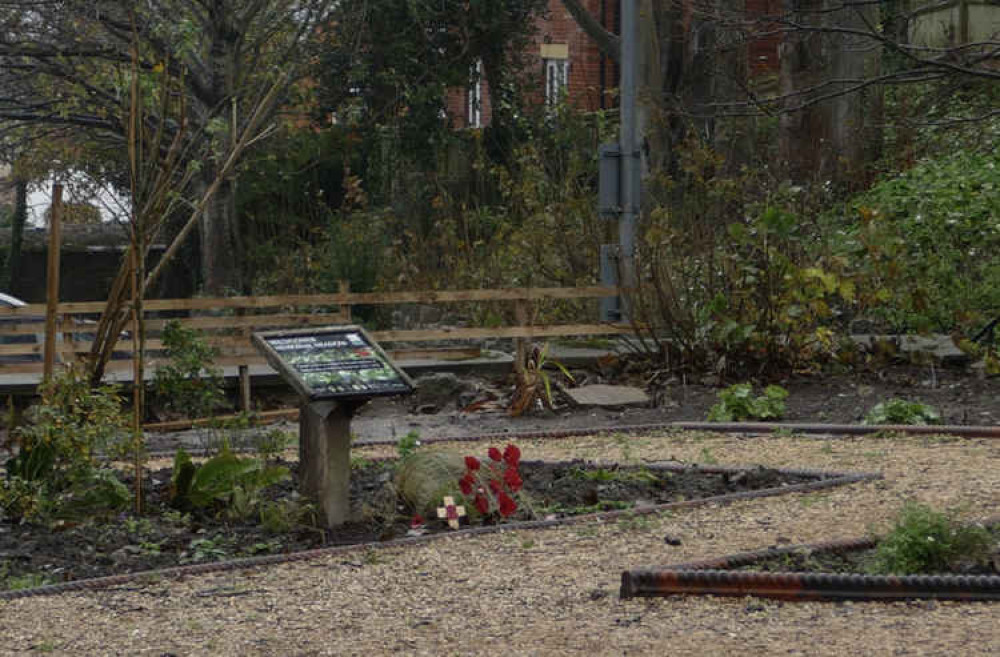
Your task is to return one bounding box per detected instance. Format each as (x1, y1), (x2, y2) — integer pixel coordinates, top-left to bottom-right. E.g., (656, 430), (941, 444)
(707, 384), (788, 422)
(864, 399), (941, 425)
(396, 430), (421, 459)
(835, 149), (1000, 333)
(0, 476), (45, 523)
(13, 366), (126, 479)
(2, 367), (129, 522)
(54, 469), (131, 518)
(252, 427), (292, 462)
(170, 447), (289, 517)
(868, 504), (995, 575)
(152, 321), (225, 420)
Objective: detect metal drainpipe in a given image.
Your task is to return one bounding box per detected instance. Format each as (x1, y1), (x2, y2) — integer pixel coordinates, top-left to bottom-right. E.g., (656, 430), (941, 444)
(619, 0), (639, 320)
(599, 0), (607, 110)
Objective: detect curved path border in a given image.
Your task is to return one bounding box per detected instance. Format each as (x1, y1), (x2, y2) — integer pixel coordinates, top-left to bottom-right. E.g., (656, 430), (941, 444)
(621, 520), (1000, 602)
(0, 455), (878, 601)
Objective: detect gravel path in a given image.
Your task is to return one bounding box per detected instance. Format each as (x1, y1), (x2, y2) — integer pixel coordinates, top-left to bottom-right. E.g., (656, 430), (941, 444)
(1, 430), (998, 656)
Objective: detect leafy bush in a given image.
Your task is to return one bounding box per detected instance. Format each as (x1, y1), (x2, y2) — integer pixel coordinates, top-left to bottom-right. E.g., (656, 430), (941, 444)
(835, 149), (1000, 333)
(396, 430), (421, 459)
(707, 384), (788, 422)
(0, 476), (44, 523)
(152, 321), (225, 420)
(2, 367), (130, 523)
(868, 504), (995, 575)
(13, 366), (127, 479)
(629, 142), (856, 377)
(864, 399), (941, 425)
(170, 448), (289, 518)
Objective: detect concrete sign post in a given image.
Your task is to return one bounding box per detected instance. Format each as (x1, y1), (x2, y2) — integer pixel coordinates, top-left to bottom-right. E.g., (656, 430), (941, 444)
(252, 326), (414, 527)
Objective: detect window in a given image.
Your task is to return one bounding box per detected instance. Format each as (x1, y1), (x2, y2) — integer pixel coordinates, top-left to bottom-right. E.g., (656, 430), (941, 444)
(468, 60), (483, 128)
(544, 58), (569, 105)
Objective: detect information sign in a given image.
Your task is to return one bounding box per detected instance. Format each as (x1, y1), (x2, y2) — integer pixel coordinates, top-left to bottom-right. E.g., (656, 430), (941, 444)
(252, 326), (414, 401)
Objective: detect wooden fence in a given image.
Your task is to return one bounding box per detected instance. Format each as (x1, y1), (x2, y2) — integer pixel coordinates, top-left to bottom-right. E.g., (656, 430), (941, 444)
(0, 285), (627, 401)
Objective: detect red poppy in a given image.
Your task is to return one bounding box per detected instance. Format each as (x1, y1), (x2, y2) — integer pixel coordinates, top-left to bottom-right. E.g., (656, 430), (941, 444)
(474, 493), (490, 515)
(459, 473), (475, 495)
(411, 514), (424, 528)
(487, 447), (502, 462)
(497, 491), (517, 517)
(464, 456), (481, 471)
(488, 479), (502, 494)
(503, 444), (521, 467)
(503, 467), (523, 492)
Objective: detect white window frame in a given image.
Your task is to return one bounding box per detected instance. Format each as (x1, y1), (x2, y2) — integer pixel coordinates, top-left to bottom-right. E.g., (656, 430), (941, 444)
(468, 60), (483, 128)
(544, 58), (569, 106)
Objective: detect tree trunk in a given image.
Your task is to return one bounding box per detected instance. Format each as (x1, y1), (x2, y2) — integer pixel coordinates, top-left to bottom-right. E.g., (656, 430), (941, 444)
(779, 0), (880, 185)
(199, 171), (242, 295)
(199, 3), (243, 295)
(6, 178), (27, 296)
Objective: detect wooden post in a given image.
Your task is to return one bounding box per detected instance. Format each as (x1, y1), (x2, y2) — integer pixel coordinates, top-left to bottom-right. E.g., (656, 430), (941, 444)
(299, 400), (361, 527)
(43, 183), (63, 382)
(239, 364), (251, 412)
(339, 280), (352, 323)
(514, 299), (530, 375)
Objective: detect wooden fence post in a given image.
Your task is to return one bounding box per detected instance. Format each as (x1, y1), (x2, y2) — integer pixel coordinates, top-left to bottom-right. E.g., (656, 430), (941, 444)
(43, 183), (63, 382)
(339, 280), (352, 323)
(514, 298), (530, 374)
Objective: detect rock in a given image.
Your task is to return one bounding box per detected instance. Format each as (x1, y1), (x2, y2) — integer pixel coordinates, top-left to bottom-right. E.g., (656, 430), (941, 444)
(565, 384), (649, 408)
(410, 373), (476, 413)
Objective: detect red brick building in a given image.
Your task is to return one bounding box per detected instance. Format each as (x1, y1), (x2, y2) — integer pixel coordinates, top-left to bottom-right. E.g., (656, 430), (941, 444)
(446, 0), (780, 128)
(446, 0), (618, 128)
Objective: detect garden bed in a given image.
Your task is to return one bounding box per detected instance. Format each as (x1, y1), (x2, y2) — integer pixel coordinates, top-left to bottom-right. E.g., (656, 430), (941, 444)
(0, 457), (863, 592)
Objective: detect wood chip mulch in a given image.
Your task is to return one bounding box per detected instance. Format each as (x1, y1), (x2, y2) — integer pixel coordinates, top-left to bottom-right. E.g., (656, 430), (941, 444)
(1, 430), (998, 656)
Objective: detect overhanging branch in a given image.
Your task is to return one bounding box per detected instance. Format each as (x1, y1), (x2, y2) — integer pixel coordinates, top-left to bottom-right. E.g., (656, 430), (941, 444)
(559, 0), (620, 61)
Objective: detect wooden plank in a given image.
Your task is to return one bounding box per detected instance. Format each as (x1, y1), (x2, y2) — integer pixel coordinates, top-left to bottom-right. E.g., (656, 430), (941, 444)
(0, 323), (633, 364)
(143, 408), (300, 432)
(141, 313), (348, 331)
(387, 347), (482, 361)
(0, 286), (619, 317)
(371, 324), (632, 342)
(0, 320), (87, 336)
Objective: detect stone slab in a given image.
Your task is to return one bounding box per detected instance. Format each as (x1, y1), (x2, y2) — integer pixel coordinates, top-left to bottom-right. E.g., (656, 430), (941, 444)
(565, 384), (649, 407)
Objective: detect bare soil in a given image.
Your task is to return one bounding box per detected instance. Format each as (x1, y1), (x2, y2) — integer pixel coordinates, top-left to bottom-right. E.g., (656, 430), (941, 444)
(271, 363), (1000, 443)
(2, 430), (998, 656)
(0, 460), (822, 590)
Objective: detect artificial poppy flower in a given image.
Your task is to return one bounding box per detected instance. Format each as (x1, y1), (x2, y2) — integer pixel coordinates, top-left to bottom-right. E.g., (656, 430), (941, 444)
(464, 456), (481, 471)
(503, 444), (521, 467)
(503, 467), (523, 492)
(488, 479), (502, 495)
(410, 514), (425, 528)
(487, 447), (502, 462)
(459, 473), (475, 495)
(474, 493), (490, 515)
(497, 491), (517, 517)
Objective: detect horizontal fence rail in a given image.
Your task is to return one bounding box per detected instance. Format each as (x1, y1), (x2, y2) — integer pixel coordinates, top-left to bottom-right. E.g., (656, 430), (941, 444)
(0, 286), (626, 383)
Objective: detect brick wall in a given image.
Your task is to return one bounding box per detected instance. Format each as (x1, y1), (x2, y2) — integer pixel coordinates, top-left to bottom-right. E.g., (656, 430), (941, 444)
(447, 0), (617, 129)
(446, 0), (781, 129)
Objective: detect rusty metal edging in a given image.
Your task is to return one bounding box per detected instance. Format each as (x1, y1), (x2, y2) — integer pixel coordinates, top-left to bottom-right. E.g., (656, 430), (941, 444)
(620, 569), (1000, 602)
(346, 421), (1000, 449)
(141, 418), (1000, 443)
(0, 465), (878, 602)
(621, 522), (1000, 602)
